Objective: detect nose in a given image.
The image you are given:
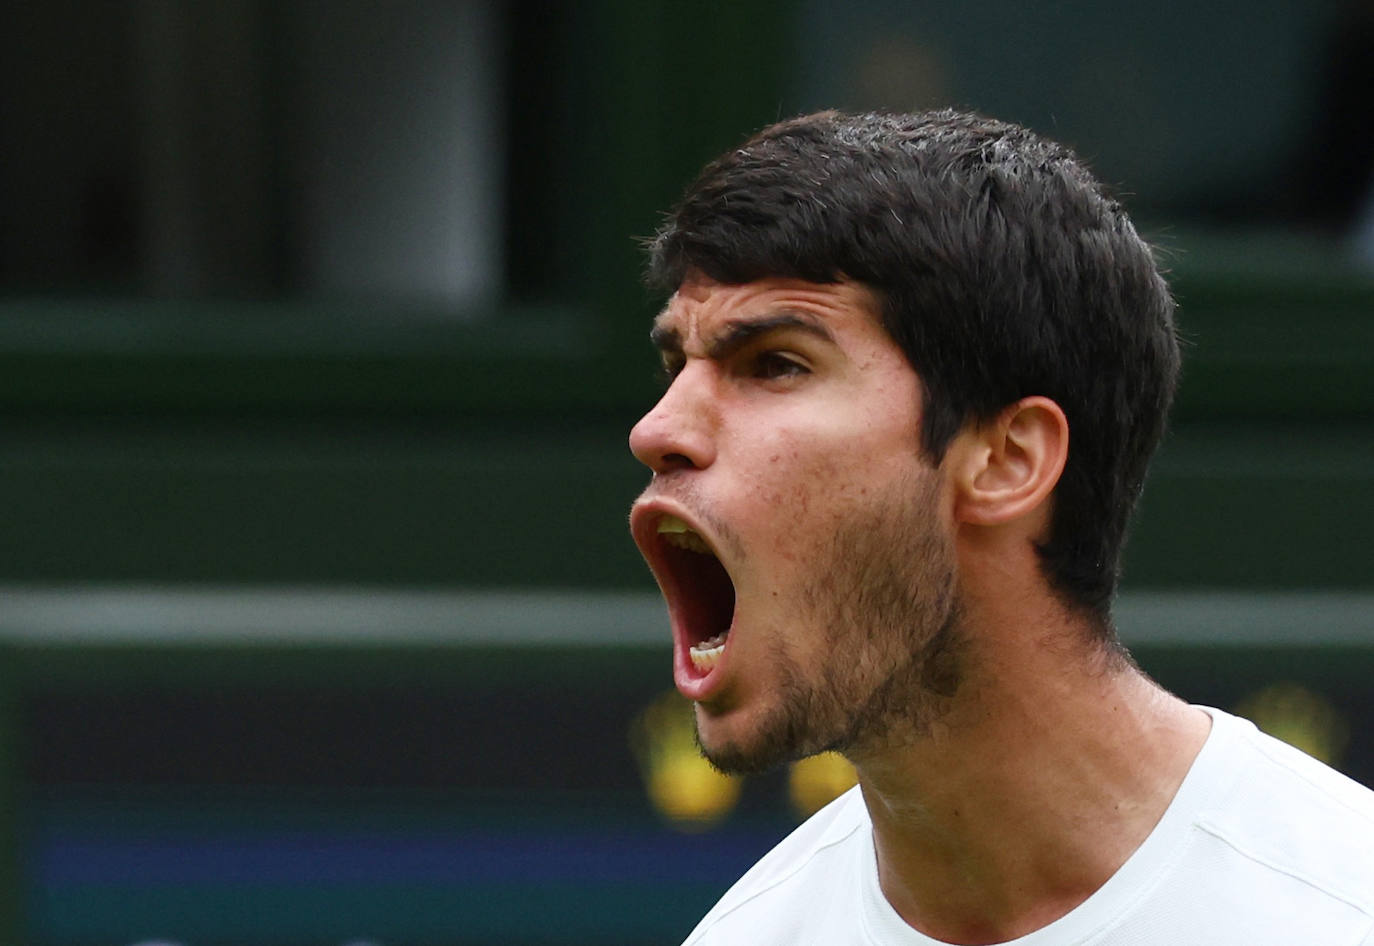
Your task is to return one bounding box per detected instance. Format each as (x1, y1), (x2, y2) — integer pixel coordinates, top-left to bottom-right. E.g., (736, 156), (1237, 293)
(628, 367), (718, 474)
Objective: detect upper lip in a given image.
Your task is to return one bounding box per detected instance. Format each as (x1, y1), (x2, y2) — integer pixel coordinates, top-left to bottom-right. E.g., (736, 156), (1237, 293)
(629, 498), (718, 566)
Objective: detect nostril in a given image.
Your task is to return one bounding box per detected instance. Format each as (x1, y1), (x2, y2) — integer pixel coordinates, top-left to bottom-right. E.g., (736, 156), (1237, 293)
(663, 452), (697, 470)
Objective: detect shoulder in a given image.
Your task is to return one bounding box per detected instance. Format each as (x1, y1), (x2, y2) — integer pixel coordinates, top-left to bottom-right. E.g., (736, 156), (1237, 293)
(1197, 709), (1374, 913)
(682, 786), (870, 946)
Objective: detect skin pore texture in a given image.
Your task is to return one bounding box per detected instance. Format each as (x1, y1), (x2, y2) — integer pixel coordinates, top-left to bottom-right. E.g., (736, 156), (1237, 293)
(628, 274), (1212, 945)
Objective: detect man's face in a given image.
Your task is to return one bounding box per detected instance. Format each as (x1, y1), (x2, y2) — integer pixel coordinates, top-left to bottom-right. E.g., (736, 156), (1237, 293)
(628, 275), (963, 774)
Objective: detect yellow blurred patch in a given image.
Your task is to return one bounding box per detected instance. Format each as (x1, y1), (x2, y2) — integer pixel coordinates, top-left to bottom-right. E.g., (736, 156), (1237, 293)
(1234, 682), (1350, 766)
(789, 751), (858, 819)
(629, 690), (741, 830)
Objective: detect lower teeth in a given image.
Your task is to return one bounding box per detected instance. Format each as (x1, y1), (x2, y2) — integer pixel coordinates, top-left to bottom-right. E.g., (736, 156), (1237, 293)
(690, 633), (728, 671)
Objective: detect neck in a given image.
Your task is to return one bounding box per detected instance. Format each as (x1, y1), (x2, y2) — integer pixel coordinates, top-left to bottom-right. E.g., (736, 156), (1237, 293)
(850, 600), (1210, 944)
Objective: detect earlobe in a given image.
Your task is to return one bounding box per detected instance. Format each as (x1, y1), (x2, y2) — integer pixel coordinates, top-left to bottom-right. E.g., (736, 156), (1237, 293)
(953, 397), (1068, 527)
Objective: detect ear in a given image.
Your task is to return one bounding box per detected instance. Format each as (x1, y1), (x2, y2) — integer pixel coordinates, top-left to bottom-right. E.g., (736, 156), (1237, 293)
(948, 396), (1069, 527)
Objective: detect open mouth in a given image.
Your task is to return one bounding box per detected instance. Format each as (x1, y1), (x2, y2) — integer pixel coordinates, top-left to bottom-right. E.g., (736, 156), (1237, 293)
(655, 515), (737, 674)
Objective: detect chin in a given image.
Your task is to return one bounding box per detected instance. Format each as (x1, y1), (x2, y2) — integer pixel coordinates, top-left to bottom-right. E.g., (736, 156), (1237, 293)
(695, 702), (828, 777)
(700, 739), (790, 777)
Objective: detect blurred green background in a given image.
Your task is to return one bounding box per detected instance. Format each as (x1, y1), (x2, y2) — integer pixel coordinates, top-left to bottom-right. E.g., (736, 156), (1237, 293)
(0, 0), (1371, 943)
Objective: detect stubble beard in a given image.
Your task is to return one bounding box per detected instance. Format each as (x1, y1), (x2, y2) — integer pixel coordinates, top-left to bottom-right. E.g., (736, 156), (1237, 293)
(698, 473), (963, 776)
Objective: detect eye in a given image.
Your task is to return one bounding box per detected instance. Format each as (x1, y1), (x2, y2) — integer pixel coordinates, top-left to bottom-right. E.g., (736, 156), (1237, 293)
(752, 351), (809, 381)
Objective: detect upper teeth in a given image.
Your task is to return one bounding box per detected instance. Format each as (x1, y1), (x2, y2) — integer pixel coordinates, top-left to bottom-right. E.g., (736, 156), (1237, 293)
(658, 515), (712, 555)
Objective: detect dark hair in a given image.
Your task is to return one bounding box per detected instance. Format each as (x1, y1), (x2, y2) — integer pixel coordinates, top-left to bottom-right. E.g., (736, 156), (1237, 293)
(646, 109), (1179, 629)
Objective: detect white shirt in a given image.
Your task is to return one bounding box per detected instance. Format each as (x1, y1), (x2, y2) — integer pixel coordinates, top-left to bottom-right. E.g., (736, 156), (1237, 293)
(683, 708), (1374, 945)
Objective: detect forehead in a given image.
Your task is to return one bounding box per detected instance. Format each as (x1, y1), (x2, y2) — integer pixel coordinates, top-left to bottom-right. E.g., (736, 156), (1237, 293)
(653, 275), (886, 348)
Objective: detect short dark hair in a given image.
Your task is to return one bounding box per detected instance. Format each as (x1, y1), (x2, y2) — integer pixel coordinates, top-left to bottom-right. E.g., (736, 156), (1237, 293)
(646, 109), (1179, 629)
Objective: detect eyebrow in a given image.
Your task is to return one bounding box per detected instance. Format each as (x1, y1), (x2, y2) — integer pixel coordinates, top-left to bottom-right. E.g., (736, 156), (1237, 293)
(649, 312), (835, 361)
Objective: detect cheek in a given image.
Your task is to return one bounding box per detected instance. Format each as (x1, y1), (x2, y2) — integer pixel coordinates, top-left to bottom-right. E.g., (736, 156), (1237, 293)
(730, 405), (924, 555)
(753, 458), (868, 564)
(748, 428), (832, 493)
